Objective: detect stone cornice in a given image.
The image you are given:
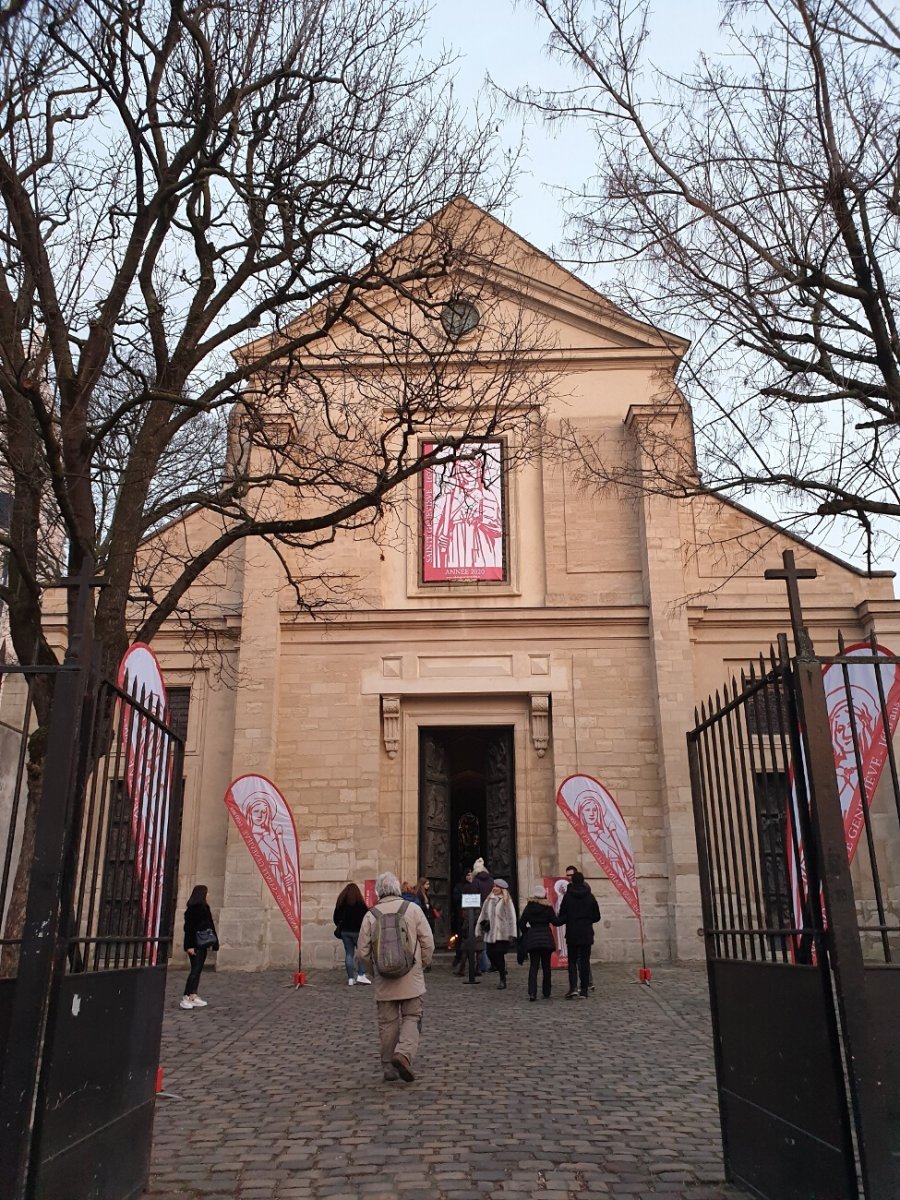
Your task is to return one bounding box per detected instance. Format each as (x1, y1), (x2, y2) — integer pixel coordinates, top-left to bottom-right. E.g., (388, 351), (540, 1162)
(277, 605), (650, 643)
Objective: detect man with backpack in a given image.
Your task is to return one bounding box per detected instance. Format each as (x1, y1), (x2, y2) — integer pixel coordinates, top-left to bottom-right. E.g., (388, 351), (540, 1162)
(356, 871), (435, 1083)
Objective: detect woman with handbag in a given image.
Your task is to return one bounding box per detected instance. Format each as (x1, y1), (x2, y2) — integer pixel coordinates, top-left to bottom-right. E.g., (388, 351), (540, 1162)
(182, 884), (218, 1010)
(518, 883), (559, 1001)
(415, 877), (439, 934)
(476, 879), (517, 990)
(333, 882), (371, 986)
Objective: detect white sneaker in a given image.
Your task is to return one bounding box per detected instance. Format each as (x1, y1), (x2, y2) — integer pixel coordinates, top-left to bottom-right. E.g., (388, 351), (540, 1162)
(356, 974), (372, 985)
(347, 978), (355, 986)
(190, 995), (208, 1007)
(179, 998), (195, 1009)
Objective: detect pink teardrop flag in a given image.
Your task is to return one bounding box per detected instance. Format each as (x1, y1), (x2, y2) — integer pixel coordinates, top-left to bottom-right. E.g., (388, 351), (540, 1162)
(224, 774), (303, 982)
(556, 773), (649, 982)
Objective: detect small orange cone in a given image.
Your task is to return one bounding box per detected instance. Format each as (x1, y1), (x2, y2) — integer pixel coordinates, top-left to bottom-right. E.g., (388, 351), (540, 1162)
(293, 971), (306, 987)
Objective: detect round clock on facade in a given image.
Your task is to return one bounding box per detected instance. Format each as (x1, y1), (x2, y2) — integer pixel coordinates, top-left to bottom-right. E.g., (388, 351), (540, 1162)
(439, 298), (480, 338)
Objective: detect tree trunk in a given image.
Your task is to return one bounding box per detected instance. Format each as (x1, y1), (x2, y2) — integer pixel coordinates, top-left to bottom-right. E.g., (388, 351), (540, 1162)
(0, 732), (46, 978)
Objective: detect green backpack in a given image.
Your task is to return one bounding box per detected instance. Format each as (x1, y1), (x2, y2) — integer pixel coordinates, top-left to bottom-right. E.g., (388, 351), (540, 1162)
(372, 901), (418, 978)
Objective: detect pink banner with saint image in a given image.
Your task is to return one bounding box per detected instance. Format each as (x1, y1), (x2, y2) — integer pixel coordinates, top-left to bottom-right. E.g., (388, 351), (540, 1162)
(788, 643), (900, 946)
(543, 876), (569, 968)
(421, 441), (505, 582)
(225, 775), (302, 943)
(556, 774), (642, 922)
(117, 643), (171, 957)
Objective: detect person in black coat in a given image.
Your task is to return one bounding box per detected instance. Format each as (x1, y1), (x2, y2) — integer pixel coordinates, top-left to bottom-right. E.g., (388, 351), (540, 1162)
(518, 885), (559, 1001)
(182, 884), (218, 1009)
(456, 873), (485, 984)
(470, 858), (494, 973)
(566, 864), (595, 991)
(557, 871), (600, 998)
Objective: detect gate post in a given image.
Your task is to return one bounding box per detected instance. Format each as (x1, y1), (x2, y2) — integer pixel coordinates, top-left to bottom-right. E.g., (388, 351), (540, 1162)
(794, 657), (894, 1199)
(0, 571), (95, 1200)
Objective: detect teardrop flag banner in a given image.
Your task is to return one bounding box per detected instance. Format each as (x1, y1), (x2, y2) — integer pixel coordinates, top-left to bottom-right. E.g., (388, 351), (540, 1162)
(557, 774), (641, 918)
(117, 643), (170, 960)
(827, 643), (900, 861)
(224, 775), (302, 949)
(556, 773), (648, 978)
(788, 642), (900, 956)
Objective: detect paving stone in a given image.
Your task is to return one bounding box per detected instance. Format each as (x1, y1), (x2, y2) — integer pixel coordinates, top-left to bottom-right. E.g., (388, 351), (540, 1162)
(148, 963), (746, 1200)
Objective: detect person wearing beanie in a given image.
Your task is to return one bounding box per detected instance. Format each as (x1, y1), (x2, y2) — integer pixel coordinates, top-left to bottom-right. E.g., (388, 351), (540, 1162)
(471, 858), (494, 901)
(556, 870), (600, 998)
(565, 865), (595, 991)
(518, 884), (559, 1001)
(476, 879), (517, 989)
(470, 858), (494, 973)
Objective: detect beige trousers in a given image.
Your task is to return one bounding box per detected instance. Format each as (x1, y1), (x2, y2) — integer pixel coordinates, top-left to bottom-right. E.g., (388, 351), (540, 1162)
(376, 996), (424, 1067)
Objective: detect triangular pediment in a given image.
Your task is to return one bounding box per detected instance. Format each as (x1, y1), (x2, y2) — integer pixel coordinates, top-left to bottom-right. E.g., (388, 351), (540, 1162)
(236, 197), (687, 365)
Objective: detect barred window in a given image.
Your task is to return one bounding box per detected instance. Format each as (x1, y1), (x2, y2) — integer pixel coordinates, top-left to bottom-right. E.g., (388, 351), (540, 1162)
(744, 680), (790, 737)
(167, 686), (191, 742)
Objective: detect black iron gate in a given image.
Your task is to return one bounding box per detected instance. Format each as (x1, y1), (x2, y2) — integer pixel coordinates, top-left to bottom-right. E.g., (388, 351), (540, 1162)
(687, 554), (899, 1200)
(0, 580), (184, 1200)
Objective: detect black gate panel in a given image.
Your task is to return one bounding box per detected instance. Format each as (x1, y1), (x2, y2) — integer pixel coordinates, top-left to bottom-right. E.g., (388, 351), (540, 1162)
(0, 977), (13, 1062)
(0, 597), (185, 1200)
(864, 967), (900, 1170)
(34, 967), (167, 1199)
(712, 959), (856, 1199)
(688, 588), (900, 1200)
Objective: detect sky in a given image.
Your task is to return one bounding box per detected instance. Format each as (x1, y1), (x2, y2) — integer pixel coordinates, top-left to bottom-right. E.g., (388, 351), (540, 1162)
(417, 0), (900, 588)
(421, 0), (725, 255)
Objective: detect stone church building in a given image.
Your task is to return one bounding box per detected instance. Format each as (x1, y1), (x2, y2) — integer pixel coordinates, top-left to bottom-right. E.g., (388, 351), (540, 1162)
(134, 202), (899, 970)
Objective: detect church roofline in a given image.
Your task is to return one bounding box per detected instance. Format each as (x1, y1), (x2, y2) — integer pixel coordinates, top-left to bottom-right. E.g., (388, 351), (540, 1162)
(232, 195), (688, 364)
(708, 490), (895, 580)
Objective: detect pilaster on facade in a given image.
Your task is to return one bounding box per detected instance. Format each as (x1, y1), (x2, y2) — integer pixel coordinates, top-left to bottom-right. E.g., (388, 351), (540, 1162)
(218, 541), (284, 969)
(626, 403), (703, 960)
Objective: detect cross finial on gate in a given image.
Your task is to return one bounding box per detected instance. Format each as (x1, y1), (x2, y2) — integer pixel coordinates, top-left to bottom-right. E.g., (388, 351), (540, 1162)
(764, 549), (817, 658)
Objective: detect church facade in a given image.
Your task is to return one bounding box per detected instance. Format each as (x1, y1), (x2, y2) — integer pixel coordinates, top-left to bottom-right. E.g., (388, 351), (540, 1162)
(135, 207), (900, 970)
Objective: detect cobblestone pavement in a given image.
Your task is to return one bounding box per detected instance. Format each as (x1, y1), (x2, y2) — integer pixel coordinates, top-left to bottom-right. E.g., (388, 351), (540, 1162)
(148, 962), (745, 1200)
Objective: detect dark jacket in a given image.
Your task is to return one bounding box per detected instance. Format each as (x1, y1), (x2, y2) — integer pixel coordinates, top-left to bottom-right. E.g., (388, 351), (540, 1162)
(472, 870), (494, 902)
(183, 902), (217, 952)
(557, 883), (600, 946)
(333, 898), (368, 934)
(458, 881), (485, 949)
(518, 897), (558, 951)
(417, 892), (437, 932)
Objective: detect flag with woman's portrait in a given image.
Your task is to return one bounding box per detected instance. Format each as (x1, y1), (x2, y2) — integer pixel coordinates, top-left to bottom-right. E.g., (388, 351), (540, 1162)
(224, 775), (302, 942)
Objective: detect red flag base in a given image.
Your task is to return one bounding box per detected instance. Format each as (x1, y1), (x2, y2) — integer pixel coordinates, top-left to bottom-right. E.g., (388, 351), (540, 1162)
(638, 967), (652, 984)
(156, 1067), (164, 1094)
(294, 971), (306, 987)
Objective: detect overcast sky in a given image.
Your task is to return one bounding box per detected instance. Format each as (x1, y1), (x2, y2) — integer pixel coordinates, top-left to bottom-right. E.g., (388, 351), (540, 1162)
(418, 1), (900, 588)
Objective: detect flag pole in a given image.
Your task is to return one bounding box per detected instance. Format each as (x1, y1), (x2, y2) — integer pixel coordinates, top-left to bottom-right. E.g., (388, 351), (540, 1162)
(294, 879), (305, 987)
(637, 913), (651, 985)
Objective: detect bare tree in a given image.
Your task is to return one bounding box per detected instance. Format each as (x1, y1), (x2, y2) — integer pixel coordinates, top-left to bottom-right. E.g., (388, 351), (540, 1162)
(0, 0), (548, 681)
(0, 0), (549, 948)
(520, 0), (900, 565)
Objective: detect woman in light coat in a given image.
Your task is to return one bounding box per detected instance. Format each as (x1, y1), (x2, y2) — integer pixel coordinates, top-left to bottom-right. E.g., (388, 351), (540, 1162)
(477, 879), (517, 990)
